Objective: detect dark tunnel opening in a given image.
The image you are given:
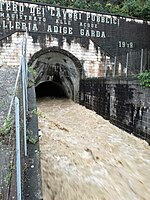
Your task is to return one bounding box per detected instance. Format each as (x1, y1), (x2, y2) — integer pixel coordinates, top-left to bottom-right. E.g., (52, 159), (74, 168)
(35, 81), (68, 98)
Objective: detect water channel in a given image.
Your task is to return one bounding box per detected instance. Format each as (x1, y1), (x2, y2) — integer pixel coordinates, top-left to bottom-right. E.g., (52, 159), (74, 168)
(37, 97), (150, 200)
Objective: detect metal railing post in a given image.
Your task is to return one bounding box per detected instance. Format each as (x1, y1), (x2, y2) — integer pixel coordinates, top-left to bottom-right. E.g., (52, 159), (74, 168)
(22, 56), (27, 156)
(126, 52), (129, 78)
(140, 49), (143, 73)
(104, 56), (107, 78)
(113, 56), (117, 77)
(25, 29), (28, 111)
(7, 65), (22, 119)
(7, 33), (29, 200)
(15, 97), (21, 200)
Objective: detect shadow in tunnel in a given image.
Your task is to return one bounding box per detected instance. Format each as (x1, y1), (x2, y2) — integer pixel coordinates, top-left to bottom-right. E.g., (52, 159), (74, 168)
(35, 81), (68, 98)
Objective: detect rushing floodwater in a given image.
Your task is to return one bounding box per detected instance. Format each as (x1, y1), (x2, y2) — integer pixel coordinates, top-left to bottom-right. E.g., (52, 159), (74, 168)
(37, 97), (150, 200)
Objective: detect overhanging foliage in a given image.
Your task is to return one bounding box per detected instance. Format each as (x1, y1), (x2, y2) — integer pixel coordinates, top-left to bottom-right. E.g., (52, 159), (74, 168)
(30, 0), (150, 20)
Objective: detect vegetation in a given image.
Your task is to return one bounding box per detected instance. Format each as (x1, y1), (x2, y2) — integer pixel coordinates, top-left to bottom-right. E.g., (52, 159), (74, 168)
(0, 117), (12, 136)
(30, 0), (150, 20)
(4, 162), (15, 186)
(28, 79), (35, 88)
(28, 66), (37, 79)
(138, 70), (150, 88)
(31, 108), (44, 118)
(27, 66), (37, 88)
(27, 130), (39, 144)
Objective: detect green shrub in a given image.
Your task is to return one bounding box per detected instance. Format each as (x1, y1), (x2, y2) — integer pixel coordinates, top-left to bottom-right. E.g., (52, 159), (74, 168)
(0, 117), (12, 136)
(137, 70), (150, 88)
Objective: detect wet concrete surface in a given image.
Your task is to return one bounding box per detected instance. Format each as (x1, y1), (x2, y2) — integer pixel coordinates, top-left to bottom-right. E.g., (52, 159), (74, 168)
(37, 97), (150, 200)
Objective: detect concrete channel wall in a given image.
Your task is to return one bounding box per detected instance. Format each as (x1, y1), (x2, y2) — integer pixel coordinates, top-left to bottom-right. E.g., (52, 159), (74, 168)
(79, 78), (150, 144)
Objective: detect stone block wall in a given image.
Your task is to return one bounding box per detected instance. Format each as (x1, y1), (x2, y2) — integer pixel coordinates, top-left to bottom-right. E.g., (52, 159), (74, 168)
(79, 78), (150, 144)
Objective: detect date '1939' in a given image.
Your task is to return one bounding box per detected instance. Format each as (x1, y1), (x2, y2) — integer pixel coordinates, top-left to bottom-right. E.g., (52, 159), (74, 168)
(118, 41), (134, 48)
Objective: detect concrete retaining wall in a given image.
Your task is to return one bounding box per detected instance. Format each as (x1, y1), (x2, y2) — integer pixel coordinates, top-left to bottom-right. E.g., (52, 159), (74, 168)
(79, 78), (150, 144)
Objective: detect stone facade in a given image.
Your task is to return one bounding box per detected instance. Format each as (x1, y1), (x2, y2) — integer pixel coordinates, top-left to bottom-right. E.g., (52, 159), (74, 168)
(0, 32), (108, 100)
(0, 32), (105, 78)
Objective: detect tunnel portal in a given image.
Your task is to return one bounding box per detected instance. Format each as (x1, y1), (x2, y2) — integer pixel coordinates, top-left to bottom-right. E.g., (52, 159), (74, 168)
(29, 48), (82, 100)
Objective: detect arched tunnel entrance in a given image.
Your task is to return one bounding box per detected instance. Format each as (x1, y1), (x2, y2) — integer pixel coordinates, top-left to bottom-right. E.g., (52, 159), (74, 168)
(35, 81), (67, 98)
(29, 47), (82, 100)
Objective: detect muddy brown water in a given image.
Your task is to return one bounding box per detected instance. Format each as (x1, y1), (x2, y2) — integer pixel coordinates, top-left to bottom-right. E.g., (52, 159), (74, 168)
(37, 97), (150, 200)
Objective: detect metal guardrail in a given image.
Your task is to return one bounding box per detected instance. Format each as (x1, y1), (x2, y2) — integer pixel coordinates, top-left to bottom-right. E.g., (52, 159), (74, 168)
(7, 30), (28, 200)
(22, 56), (28, 156)
(100, 48), (149, 79)
(15, 96), (21, 200)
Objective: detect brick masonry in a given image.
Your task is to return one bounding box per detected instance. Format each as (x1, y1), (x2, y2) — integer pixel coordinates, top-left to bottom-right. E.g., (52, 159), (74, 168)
(0, 32), (104, 78)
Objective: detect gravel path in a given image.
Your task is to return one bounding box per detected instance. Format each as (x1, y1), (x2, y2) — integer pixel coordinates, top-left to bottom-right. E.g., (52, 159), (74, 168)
(38, 97), (150, 200)
(0, 66), (18, 199)
(0, 66), (18, 127)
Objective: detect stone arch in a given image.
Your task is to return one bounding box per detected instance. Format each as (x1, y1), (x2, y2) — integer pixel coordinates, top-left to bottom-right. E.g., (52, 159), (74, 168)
(28, 46), (82, 100)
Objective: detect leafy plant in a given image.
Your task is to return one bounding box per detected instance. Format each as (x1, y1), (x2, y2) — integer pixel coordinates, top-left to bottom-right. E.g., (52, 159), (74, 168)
(27, 130), (39, 144)
(28, 66), (37, 79)
(137, 70), (150, 88)
(28, 66), (37, 88)
(4, 162), (15, 186)
(31, 108), (44, 118)
(28, 79), (35, 88)
(24, 162), (28, 171)
(141, 0), (150, 20)
(0, 117), (12, 136)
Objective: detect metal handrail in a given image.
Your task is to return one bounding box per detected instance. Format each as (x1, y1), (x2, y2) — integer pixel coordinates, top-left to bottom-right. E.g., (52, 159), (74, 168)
(7, 30), (29, 200)
(15, 96), (21, 200)
(7, 64), (22, 119)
